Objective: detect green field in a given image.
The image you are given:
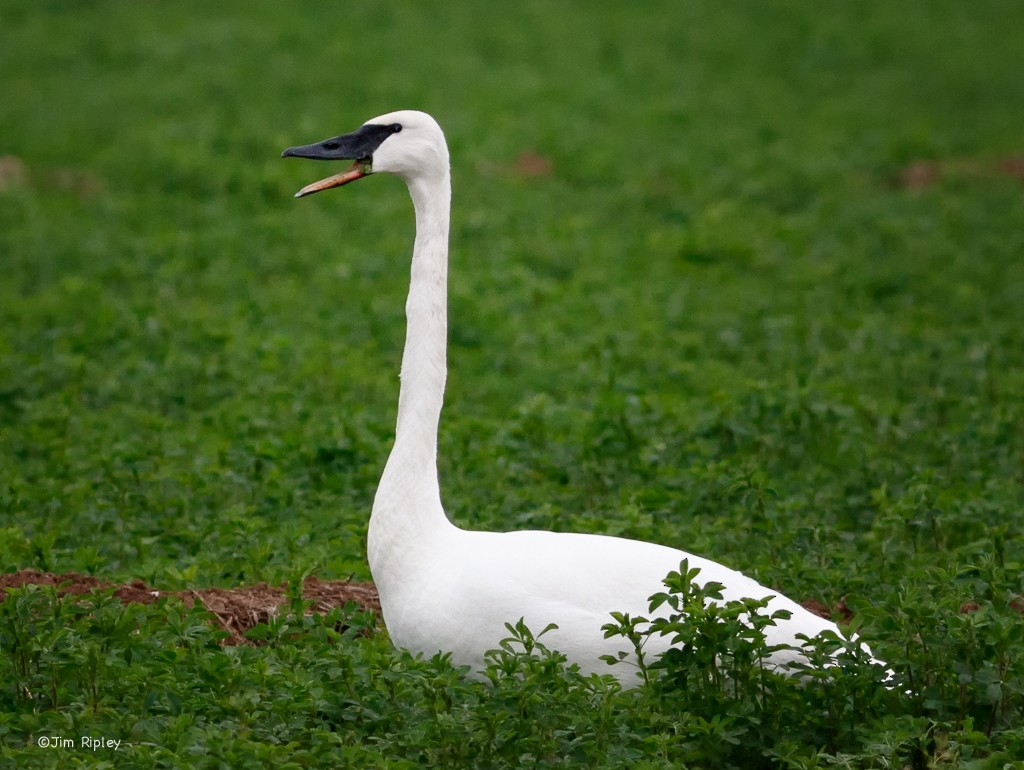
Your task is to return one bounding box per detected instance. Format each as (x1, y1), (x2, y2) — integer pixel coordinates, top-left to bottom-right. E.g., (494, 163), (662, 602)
(3, 1), (1024, 767)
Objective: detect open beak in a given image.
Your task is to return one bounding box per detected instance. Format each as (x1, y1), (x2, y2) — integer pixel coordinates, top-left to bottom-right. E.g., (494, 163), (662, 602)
(282, 122), (401, 199)
(287, 160), (370, 198)
(282, 134), (375, 199)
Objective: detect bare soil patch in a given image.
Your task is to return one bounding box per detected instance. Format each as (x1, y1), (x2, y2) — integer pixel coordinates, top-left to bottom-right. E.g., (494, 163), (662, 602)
(0, 569), (380, 645)
(9, 570), (960, 640)
(893, 155), (1024, 189)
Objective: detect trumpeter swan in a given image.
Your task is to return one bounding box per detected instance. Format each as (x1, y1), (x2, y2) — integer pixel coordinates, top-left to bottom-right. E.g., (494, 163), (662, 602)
(283, 110), (876, 685)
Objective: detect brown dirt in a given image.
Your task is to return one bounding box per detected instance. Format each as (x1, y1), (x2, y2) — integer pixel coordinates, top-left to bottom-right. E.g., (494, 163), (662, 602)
(0, 156), (105, 198)
(512, 151), (553, 177)
(16, 570), (973, 640)
(996, 156), (1024, 180)
(893, 155), (1024, 190)
(476, 150), (554, 180)
(960, 597), (1024, 618)
(0, 569), (380, 645)
(0, 155), (28, 192)
(800, 596), (854, 622)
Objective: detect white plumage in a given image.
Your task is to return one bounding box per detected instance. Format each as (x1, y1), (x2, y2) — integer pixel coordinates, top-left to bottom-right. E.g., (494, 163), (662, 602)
(284, 110), (872, 685)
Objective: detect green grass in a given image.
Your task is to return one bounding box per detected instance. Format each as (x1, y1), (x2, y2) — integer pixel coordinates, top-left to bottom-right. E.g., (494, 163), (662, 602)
(3, 0), (1024, 766)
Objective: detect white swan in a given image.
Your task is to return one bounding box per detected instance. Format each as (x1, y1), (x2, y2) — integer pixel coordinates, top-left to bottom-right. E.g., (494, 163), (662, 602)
(283, 110), (871, 685)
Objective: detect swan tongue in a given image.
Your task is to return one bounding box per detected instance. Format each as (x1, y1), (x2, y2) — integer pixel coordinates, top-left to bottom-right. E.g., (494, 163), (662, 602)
(293, 161), (368, 198)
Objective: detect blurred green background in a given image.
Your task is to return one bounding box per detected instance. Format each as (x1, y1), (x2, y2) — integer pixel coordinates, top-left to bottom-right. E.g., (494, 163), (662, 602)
(2, 0), (1022, 593)
(4, 2), (1024, 766)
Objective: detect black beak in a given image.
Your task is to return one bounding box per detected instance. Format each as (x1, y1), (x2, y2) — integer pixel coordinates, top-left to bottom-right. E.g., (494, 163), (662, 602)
(282, 122), (403, 198)
(282, 122), (402, 161)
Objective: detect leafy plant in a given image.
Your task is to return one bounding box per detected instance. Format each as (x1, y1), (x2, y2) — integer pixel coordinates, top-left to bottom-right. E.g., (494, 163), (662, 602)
(3, 0), (1024, 766)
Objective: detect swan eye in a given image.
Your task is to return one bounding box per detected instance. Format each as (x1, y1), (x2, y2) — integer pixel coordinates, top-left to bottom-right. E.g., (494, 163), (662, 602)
(390, 124), (403, 133)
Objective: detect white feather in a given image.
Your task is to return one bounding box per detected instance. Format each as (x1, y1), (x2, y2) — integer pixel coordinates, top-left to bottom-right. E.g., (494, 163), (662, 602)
(297, 110), (879, 685)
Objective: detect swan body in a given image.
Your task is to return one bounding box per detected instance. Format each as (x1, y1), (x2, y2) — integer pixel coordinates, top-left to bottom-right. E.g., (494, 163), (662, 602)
(283, 111), (863, 684)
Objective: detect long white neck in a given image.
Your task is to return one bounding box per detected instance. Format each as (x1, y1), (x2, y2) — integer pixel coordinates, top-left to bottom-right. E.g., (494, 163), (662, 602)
(368, 171), (458, 581)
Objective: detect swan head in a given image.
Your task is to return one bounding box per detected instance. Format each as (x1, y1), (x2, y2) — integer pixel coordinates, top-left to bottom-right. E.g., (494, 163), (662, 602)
(282, 110), (448, 198)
